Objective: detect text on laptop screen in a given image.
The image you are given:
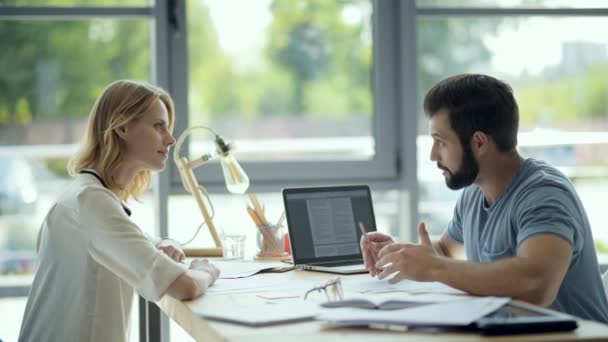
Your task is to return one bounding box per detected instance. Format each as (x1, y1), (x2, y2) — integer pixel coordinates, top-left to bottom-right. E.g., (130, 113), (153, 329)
(285, 189), (376, 261)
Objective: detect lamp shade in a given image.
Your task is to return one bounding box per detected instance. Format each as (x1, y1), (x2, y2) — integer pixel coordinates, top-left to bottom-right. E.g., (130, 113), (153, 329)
(220, 153), (249, 194)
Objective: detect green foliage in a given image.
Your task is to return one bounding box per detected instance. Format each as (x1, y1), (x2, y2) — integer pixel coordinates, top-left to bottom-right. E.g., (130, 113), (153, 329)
(10, 0), (606, 130)
(417, 16), (497, 107)
(265, 0), (372, 116)
(0, 103), (9, 125)
(1, 10), (150, 133)
(596, 240), (608, 254)
(14, 97), (32, 125)
(517, 63), (608, 126)
(187, 0), (373, 120)
(44, 158), (71, 178)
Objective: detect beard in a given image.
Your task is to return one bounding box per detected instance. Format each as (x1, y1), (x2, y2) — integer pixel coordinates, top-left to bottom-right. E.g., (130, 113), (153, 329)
(438, 143), (479, 190)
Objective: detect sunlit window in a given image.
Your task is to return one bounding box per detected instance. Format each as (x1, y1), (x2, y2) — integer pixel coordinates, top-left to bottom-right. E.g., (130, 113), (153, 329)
(0, 16), (152, 341)
(417, 0), (608, 8)
(186, 0), (374, 161)
(416, 15), (608, 256)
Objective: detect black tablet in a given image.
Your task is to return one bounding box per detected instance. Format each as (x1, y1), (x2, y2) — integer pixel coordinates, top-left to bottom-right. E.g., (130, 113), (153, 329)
(473, 301), (578, 336)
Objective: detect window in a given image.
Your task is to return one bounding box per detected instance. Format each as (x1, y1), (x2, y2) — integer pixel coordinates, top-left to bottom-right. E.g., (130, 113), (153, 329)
(0, 4), (158, 341)
(415, 2), (608, 256)
(175, 0), (399, 186)
(417, 0), (608, 8)
(2, 0), (149, 5)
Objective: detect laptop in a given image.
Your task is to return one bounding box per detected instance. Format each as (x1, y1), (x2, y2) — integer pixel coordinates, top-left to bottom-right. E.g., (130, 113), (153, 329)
(282, 185), (377, 274)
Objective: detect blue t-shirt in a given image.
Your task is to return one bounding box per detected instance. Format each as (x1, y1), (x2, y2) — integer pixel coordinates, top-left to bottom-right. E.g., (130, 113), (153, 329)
(448, 158), (608, 323)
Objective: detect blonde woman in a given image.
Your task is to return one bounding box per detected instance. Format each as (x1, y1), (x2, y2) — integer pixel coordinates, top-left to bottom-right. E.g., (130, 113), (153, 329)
(19, 80), (220, 342)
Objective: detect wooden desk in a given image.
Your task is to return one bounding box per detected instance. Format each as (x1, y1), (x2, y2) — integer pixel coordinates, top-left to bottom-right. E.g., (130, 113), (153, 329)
(158, 269), (608, 342)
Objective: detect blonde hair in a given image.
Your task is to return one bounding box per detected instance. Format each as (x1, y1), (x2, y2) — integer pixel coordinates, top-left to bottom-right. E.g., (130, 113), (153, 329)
(68, 80), (175, 201)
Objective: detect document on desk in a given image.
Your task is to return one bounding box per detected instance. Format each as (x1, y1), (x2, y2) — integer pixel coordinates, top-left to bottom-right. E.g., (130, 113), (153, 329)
(321, 291), (474, 310)
(197, 301), (319, 327)
(213, 260), (293, 279)
(205, 273), (314, 295)
(318, 296), (510, 328)
(342, 277), (466, 295)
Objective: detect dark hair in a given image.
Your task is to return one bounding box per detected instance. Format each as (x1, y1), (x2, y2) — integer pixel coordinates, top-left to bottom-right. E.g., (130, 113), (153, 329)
(423, 74), (519, 152)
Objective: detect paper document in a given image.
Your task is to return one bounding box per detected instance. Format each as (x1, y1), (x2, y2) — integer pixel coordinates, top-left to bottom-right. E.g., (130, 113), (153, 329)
(321, 291), (474, 310)
(212, 260), (293, 279)
(197, 301), (319, 326)
(343, 277), (465, 295)
(318, 296), (510, 327)
(205, 273), (314, 295)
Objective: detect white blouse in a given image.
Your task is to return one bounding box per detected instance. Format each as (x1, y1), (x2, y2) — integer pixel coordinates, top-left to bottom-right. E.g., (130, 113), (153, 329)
(19, 172), (187, 342)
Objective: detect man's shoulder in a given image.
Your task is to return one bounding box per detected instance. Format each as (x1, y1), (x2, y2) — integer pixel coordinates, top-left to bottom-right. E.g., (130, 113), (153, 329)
(522, 158), (570, 182)
(461, 184), (483, 201)
(514, 158), (574, 193)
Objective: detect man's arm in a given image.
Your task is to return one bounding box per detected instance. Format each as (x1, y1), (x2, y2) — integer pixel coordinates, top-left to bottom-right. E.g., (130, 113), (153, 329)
(433, 235), (572, 306)
(433, 231), (465, 259)
(376, 225), (572, 307)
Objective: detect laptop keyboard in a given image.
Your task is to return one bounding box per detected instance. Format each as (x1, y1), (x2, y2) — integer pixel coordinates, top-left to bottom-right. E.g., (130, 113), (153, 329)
(315, 260), (363, 267)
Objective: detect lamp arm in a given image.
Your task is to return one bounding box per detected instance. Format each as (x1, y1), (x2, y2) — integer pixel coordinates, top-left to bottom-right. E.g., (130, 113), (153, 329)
(178, 155), (223, 249)
(175, 183), (217, 246)
(172, 126), (225, 256)
(173, 125), (218, 193)
(172, 125), (219, 167)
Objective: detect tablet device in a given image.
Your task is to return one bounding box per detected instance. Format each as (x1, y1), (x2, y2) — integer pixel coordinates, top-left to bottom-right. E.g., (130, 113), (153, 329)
(473, 301), (578, 335)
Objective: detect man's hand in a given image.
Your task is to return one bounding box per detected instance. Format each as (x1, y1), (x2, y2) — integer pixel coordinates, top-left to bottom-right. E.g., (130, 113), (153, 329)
(375, 222), (441, 284)
(157, 239), (186, 263)
(360, 232), (394, 276)
(190, 259), (220, 286)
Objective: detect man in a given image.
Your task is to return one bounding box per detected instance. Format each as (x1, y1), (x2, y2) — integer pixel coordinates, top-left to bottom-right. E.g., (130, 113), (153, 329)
(361, 74), (608, 322)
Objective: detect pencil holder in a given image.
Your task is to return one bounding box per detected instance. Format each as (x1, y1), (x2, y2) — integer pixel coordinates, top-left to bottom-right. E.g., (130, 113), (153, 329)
(255, 224), (288, 260)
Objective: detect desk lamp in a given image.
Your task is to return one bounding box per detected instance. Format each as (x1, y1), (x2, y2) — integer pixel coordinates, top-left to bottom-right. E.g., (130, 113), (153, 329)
(173, 126), (250, 256)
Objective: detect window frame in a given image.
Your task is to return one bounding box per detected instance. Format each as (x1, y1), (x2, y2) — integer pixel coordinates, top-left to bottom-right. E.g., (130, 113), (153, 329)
(413, 3), (608, 242)
(5, 1), (608, 341)
(0, 2), (173, 342)
(168, 0), (402, 191)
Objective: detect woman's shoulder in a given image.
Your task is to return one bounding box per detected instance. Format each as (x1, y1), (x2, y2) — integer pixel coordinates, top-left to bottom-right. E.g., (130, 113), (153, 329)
(57, 174), (120, 209)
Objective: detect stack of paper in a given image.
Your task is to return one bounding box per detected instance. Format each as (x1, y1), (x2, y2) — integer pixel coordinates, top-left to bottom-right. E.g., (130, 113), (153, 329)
(197, 301), (319, 327)
(318, 297), (510, 328)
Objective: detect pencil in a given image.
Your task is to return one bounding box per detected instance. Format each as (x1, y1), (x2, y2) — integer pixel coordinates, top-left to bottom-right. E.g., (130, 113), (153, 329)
(276, 211), (286, 227)
(247, 207), (262, 226)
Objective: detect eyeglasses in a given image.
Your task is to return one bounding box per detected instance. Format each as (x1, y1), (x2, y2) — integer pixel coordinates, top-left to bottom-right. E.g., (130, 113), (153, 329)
(303, 277), (343, 302)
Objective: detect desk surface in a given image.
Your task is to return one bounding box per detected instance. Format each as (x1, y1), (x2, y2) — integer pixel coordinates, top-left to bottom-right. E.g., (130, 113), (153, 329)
(158, 269), (608, 342)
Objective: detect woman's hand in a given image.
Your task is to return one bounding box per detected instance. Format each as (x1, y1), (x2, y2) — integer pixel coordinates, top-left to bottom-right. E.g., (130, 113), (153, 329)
(157, 238), (186, 263)
(190, 259), (220, 286)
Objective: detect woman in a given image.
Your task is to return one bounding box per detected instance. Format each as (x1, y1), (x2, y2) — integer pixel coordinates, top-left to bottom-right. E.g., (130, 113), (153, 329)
(19, 80), (219, 342)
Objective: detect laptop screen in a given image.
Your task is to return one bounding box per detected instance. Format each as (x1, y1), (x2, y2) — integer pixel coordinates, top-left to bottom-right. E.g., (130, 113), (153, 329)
(282, 185), (377, 265)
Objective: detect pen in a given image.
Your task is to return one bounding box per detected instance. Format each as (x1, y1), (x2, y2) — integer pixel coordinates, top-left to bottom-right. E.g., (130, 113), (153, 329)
(358, 221), (367, 238)
(359, 221), (377, 276)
